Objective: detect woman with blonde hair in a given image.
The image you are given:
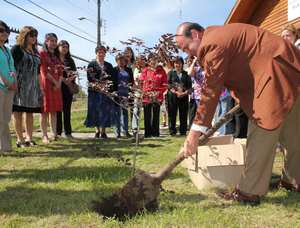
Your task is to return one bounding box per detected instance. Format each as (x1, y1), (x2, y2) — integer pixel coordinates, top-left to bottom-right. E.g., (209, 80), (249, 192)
(281, 24), (300, 49)
(11, 26), (42, 147)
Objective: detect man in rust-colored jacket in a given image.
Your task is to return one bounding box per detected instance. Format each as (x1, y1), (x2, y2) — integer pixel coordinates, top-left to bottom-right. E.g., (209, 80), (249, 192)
(176, 22), (300, 204)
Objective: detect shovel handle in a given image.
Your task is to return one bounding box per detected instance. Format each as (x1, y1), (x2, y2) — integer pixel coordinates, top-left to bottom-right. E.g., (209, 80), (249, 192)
(154, 104), (241, 183)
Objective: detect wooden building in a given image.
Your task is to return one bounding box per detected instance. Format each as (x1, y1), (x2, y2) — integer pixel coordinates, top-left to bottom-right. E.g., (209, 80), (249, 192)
(226, 0), (300, 36)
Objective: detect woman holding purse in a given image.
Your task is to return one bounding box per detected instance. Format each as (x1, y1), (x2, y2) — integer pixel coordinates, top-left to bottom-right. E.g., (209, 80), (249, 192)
(55, 40), (77, 138)
(0, 20), (17, 152)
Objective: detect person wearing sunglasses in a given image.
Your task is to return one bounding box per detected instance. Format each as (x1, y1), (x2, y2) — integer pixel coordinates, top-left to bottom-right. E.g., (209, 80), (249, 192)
(0, 20), (16, 153)
(11, 26), (42, 148)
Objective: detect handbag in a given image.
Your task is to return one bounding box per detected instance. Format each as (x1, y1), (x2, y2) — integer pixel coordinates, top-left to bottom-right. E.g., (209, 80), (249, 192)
(67, 82), (79, 94)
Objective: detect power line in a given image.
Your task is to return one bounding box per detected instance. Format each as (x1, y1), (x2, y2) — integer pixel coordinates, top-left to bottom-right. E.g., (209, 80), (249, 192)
(26, 0), (96, 40)
(9, 27), (90, 63)
(64, 0), (97, 18)
(3, 0), (97, 44)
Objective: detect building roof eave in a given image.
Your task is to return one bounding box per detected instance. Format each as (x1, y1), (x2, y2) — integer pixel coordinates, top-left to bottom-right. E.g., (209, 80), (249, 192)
(225, 0), (263, 24)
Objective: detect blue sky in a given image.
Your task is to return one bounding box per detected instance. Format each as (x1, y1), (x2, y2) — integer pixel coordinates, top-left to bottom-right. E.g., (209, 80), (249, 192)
(2, 0), (236, 67)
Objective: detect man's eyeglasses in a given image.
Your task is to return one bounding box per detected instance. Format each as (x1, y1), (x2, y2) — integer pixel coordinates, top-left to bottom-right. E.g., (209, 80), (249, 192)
(0, 27), (10, 34)
(169, 34), (185, 39)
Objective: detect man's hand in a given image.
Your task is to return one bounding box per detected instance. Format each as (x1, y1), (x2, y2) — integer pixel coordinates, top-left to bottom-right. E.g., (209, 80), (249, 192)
(182, 130), (202, 157)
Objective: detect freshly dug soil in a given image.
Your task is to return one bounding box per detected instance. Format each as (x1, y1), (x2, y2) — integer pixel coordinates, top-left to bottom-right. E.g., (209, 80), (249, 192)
(92, 170), (160, 220)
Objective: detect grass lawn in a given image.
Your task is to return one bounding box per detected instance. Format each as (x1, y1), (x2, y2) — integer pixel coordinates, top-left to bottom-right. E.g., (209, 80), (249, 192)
(1, 99), (300, 227)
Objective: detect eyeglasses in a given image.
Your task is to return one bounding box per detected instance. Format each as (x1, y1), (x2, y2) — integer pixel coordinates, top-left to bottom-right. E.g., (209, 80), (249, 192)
(0, 27), (10, 34)
(169, 34), (184, 39)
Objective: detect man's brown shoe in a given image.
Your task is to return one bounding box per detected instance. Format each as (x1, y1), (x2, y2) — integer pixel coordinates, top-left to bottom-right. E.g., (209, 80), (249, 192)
(280, 180), (300, 192)
(217, 188), (260, 206)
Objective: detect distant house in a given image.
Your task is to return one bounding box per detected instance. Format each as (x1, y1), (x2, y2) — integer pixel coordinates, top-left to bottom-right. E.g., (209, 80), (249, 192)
(225, 0), (300, 35)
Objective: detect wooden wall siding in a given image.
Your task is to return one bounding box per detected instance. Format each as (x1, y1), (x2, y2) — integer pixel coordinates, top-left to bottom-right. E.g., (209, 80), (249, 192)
(249, 0), (300, 35)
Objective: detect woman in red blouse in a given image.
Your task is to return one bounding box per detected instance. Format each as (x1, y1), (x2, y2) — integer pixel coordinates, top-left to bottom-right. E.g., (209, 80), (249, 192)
(139, 54), (167, 137)
(39, 33), (63, 143)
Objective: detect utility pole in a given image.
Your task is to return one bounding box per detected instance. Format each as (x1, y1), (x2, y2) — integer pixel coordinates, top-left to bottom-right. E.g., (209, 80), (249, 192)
(97, 0), (101, 46)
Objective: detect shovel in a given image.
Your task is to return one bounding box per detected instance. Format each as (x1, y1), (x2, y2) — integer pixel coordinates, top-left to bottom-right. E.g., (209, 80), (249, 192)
(92, 104), (241, 219)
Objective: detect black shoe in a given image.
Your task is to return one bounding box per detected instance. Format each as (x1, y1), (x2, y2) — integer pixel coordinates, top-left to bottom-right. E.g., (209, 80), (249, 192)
(125, 132), (132, 138)
(65, 134), (73, 139)
(116, 134), (121, 139)
(94, 132), (100, 139)
(16, 141), (28, 148)
(101, 133), (108, 139)
(25, 141), (37, 146)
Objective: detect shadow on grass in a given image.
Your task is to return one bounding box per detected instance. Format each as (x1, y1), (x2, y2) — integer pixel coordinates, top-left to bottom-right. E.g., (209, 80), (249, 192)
(0, 185), (113, 216)
(167, 172), (187, 180)
(2, 137), (149, 158)
(162, 192), (207, 202)
(1, 149), (146, 158)
(0, 165), (132, 216)
(0, 165), (131, 183)
(265, 191), (300, 208)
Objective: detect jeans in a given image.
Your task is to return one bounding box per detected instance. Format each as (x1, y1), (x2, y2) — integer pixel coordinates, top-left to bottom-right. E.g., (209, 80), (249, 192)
(115, 106), (129, 136)
(214, 96), (235, 135)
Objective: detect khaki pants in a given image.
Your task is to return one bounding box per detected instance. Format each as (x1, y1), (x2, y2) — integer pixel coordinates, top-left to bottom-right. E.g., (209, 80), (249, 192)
(0, 90), (14, 152)
(238, 96), (300, 196)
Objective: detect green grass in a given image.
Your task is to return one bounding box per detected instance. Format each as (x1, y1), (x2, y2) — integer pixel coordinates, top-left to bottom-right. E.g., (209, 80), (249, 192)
(1, 100), (300, 227)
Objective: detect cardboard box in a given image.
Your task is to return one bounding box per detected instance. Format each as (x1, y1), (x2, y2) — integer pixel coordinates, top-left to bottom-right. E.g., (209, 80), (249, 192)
(182, 135), (246, 190)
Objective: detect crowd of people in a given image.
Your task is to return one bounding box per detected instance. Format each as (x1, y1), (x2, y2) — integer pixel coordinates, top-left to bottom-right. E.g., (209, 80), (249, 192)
(0, 21), (78, 151)
(0, 19), (299, 153)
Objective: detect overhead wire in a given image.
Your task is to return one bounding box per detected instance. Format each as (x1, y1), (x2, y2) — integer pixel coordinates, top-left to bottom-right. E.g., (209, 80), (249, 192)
(3, 0), (97, 44)
(26, 0), (96, 39)
(64, 0), (97, 18)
